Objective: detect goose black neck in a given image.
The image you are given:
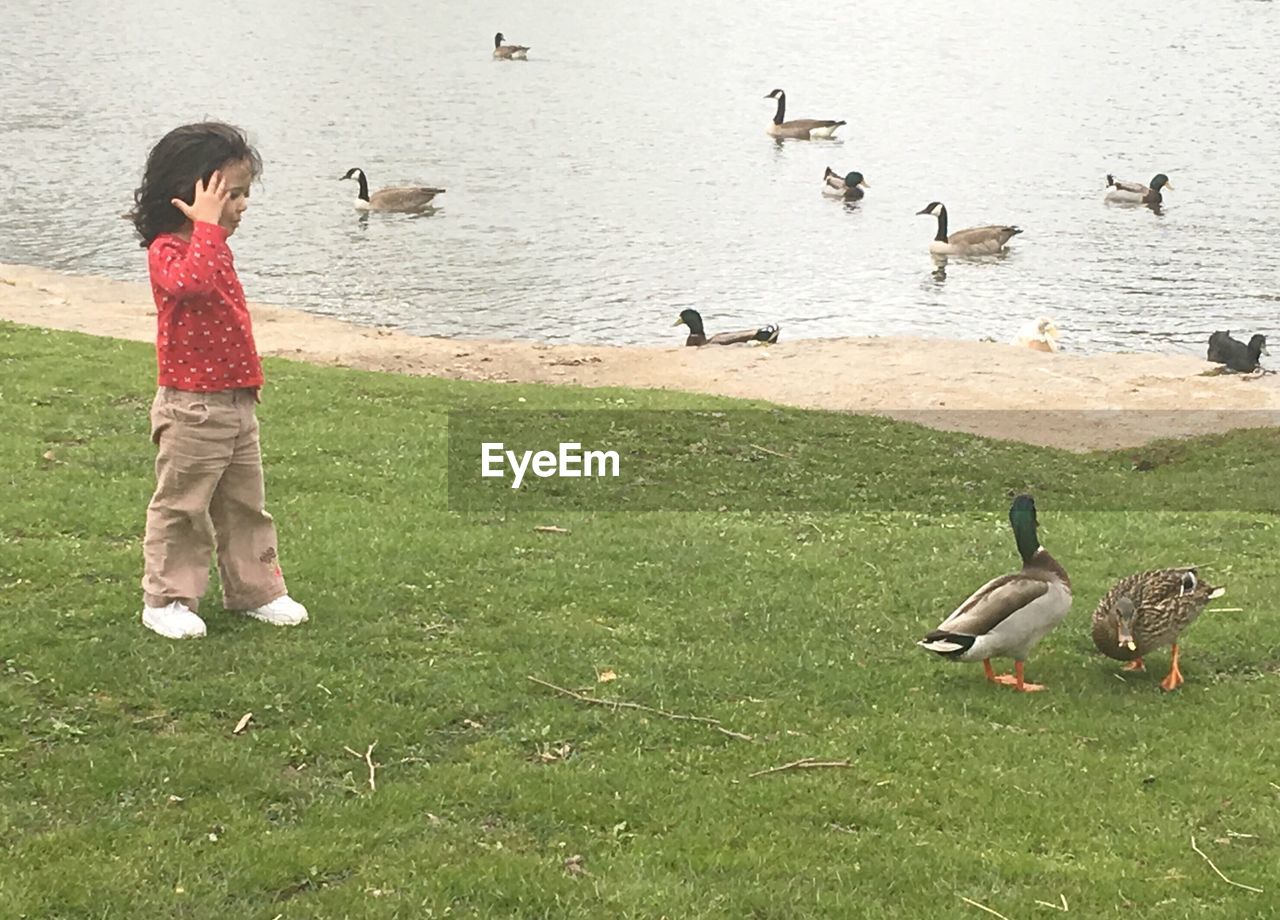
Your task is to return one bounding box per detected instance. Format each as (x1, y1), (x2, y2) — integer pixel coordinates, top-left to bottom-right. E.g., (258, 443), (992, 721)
(934, 206), (948, 242)
(494, 33), (502, 49)
(355, 172), (370, 202)
(773, 93), (786, 125)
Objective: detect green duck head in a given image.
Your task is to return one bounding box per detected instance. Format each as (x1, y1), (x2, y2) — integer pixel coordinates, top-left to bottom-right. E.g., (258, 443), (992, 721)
(1008, 494), (1041, 564)
(1150, 173), (1172, 191)
(674, 309), (705, 335)
(844, 171), (868, 189)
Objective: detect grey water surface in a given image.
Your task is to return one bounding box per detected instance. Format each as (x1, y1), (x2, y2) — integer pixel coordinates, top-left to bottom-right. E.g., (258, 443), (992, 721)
(3, 0), (1278, 354)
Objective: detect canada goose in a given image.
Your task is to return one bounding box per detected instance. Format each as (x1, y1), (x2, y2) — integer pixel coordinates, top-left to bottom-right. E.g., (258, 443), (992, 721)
(916, 202), (1022, 256)
(493, 32), (530, 60)
(822, 167), (869, 200)
(1105, 173), (1172, 206)
(763, 89), (845, 140)
(918, 494), (1072, 693)
(1091, 567), (1226, 692)
(340, 168), (445, 213)
(1016, 317), (1061, 353)
(674, 309), (780, 346)
(1207, 330), (1268, 373)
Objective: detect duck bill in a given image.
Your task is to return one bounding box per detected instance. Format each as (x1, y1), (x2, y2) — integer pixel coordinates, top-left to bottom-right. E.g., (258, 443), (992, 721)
(1117, 624), (1137, 652)
(672, 317), (686, 327)
(859, 178), (870, 188)
(1164, 181), (1174, 191)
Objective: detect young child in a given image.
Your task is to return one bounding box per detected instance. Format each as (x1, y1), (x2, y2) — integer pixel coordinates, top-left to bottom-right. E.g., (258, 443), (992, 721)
(130, 122), (308, 639)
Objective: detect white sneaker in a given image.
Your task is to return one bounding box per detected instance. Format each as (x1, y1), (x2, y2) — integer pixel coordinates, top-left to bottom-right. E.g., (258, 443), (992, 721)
(243, 595), (309, 627)
(142, 601), (207, 639)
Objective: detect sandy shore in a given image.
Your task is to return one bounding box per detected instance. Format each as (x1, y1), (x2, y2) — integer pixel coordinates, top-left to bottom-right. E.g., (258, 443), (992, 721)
(3, 262), (1277, 452)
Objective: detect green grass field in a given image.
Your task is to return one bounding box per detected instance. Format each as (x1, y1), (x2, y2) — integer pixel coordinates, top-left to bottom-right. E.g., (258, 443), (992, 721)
(2, 321), (1278, 919)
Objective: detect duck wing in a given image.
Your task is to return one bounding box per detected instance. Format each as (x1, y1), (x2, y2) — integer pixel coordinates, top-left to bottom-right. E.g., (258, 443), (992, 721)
(1108, 177), (1151, 195)
(947, 225), (1022, 247)
(705, 324), (780, 345)
(370, 186), (446, 211)
(926, 574), (1050, 641)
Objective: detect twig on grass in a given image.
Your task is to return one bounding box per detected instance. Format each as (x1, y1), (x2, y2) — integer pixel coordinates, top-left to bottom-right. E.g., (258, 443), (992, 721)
(343, 742), (380, 793)
(748, 757), (853, 778)
(749, 443), (792, 460)
(527, 675), (752, 741)
(961, 895), (1014, 919)
(533, 525), (570, 534)
(1033, 893), (1069, 911)
(1190, 835), (1263, 893)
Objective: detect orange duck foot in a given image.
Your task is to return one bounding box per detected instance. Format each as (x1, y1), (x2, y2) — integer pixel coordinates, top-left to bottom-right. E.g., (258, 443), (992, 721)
(991, 661), (1045, 692)
(1159, 644), (1184, 692)
(1122, 659), (1146, 672)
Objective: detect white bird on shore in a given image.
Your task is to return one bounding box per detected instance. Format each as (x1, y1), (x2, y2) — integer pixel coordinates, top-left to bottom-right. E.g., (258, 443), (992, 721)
(1016, 318), (1061, 353)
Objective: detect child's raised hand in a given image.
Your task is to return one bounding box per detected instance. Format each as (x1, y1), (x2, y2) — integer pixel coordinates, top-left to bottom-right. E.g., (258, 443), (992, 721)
(171, 171), (228, 226)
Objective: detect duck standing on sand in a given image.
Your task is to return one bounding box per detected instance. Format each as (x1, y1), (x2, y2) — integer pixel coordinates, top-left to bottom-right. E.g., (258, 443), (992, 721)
(1207, 330), (1268, 373)
(1091, 568), (1226, 691)
(918, 494), (1072, 692)
(674, 309), (780, 346)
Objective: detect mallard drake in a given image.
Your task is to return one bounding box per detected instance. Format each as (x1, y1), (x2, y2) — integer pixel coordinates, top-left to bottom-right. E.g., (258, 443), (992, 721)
(1207, 331), (1268, 373)
(674, 308), (780, 346)
(822, 167), (869, 200)
(916, 202), (1022, 255)
(341, 168), (445, 213)
(1091, 568), (1226, 691)
(1015, 317), (1061, 353)
(1105, 173), (1172, 206)
(493, 32), (530, 60)
(918, 494), (1072, 692)
(764, 89), (845, 140)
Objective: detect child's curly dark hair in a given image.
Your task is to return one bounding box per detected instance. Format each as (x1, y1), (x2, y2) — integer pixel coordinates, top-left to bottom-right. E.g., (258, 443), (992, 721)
(129, 122), (262, 247)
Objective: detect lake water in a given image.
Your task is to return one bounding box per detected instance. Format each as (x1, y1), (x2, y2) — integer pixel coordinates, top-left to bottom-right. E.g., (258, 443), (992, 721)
(3, 0), (1278, 355)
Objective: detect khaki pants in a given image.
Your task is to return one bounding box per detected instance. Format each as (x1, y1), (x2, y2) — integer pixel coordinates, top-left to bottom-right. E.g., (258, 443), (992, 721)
(142, 387), (287, 612)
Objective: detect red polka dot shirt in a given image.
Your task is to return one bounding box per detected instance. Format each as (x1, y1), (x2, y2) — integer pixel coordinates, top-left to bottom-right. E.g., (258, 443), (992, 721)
(147, 221), (264, 391)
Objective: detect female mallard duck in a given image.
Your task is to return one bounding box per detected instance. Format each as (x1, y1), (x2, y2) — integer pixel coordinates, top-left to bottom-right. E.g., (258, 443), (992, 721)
(822, 167), (869, 200)
(1105, 173), (1172, 206)
(341, 168), (446, 213)
(493, 32), (530, 60)
(916, 202), (1022, 255)
(763, 89), (845, 140)
(918, 494), (1072, 692)
(1091, 568), (1225, 691)
(674, 308), (780, 346)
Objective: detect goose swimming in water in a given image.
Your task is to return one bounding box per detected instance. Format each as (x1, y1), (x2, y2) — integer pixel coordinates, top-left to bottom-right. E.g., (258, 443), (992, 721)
(341, 168), (446, 213)
(916, 202), (1022, 255)
(763, 89), (845, 140)
(493, 32), (530, 60)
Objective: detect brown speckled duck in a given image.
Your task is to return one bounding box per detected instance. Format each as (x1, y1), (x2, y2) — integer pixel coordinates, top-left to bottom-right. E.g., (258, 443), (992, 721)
(1091, 567), (1226, 691)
